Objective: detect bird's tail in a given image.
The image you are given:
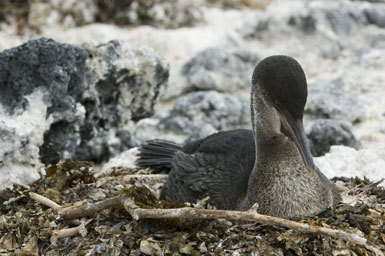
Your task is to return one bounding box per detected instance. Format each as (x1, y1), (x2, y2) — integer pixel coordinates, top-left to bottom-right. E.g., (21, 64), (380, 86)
(135, 139), (182, 168)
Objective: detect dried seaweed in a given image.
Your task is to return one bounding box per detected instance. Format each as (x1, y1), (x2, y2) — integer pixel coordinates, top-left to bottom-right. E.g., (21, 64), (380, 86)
(0, 160), (384, 255)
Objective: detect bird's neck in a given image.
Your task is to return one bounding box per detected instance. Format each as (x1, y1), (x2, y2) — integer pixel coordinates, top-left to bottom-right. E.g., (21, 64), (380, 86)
(250, 86), (281, 145)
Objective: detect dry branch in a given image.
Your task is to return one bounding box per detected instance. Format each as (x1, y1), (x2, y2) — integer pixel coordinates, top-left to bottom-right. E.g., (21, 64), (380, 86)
(51, 219), (92, 242)
(29, 192), (98, 240)
(29, 192), (121, 220)
(100, 174), (168, 184)
(29, 192), (61, 209)
(51, 226), (80, 240)
(59, 196), (121, 219)
(123, 198), (383, 256)
(121, 174), (168, 182)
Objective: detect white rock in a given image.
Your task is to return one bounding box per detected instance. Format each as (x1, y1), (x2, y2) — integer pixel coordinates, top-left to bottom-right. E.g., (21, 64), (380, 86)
(0, 90), (48, 189)
(97, 148), (139, 177)
(315, 145), (385, 186)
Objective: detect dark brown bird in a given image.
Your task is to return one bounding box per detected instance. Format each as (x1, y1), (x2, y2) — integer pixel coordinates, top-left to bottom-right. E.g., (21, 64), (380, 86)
(136, 55), (340, 219)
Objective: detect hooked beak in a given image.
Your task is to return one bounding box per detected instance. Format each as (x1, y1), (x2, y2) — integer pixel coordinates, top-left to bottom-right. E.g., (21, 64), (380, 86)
(277, 109), (315, 175)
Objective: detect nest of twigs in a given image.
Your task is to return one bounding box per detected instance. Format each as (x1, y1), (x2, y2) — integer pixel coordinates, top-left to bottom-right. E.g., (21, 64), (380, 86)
(0, 159), (384, 255)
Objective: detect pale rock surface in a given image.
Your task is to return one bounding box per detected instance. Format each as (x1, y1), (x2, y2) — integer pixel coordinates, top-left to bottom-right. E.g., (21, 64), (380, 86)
(306, 119), (361, 157)
(0, 90), (47, 188)
(98, 148), (139, 176)
(0, 38), (168, 189)
(182, 48), (259, 92)
(0, 38), (88, 188)
(305, 78), (366, 123)
(315, 145), (385, 187)
(133, 91), (250, 144)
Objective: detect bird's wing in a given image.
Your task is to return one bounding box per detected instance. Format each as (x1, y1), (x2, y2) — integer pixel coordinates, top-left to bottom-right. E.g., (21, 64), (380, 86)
(161, 151), (248, 209)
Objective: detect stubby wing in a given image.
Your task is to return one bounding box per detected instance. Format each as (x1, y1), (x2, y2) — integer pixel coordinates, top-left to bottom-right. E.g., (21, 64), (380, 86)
(160, 151), (249, 210)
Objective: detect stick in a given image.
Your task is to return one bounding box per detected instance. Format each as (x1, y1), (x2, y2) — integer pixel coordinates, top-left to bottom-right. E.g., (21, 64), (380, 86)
(29, 192), (383, 255)
(123, 198), (383, 256)
(51, 219), (92, 241)
(51, 226), (80, 240)
(99, 174), (168, 183)
(334, 183), (349, 192)
(28, 192), (96, 241)
(121, 174), (168, 183)
(59, 196), (121, 220)
(29, 192), (122, 220)
(29, 192), (61, 209)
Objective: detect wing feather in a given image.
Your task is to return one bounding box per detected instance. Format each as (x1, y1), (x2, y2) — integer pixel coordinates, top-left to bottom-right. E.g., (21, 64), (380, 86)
(161, 151), (249, 209)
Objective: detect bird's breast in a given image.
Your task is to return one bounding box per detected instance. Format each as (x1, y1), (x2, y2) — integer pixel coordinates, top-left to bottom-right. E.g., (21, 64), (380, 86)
(243, 136), (330, 218)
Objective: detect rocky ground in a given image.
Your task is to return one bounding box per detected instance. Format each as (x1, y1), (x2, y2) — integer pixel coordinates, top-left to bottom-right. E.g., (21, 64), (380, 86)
(0, 0), (385, 255)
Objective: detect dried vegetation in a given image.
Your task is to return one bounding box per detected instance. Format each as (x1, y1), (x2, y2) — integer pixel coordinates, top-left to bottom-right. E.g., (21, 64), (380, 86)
(0, 160), (384, 255)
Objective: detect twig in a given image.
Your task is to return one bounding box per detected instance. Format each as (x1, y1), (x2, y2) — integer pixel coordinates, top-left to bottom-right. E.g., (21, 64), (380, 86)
(100, 174), (168, 183)
(121, 174), (168, 181)
(123, 198), (383, 256)
(29, 192), (97, 241)
(29, 192), (122, 220)
(334, 183), (349, 192)
(51, 219), (93, 242)
(29, 192), (61, 209)
(59, 196), (121, 220)
(51, 227), (79, 240)
(349, 178), (385, 193)
(358, 179), (385, 191)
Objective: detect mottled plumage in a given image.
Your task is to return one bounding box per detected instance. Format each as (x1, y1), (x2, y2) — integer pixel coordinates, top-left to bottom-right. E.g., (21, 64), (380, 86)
(136, 55), (340, 219)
